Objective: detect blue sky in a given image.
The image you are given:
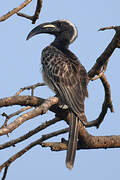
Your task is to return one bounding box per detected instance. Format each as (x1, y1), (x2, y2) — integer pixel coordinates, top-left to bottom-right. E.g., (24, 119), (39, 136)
(0, 0), (120, 179)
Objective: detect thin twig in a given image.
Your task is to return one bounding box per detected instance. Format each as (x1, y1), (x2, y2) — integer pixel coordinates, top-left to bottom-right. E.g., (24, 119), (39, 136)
(17, 0), (43, 24)
(1, 166), (8, 180)
(98, 26), (120, 32)
(0, 0), (32, 22)
(98, 26), (117, 31)
(15, 82), (45, 96)
(1, 106), (32, 128)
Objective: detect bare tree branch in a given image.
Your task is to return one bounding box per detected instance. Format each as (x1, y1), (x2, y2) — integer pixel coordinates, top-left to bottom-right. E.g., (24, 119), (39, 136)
(41, 134), (120, 151)
(0, 97), (59, 136)
(1, 122), (120, 176)
(1, 166), (8, 180)
(88, 26), (120, 79)
(98, 25), (120, 31)
(1, 106), (32, 128)
(95, 74), (114, 127)
(0, 127), (68, 173)
(84, 27), (120, 127)
(0, 117), (61, 150)
(0, 96), (45, 107)
(84, 74), (114, 128)
(91, 59), (109, 81)
(17, 0), (43, 24)
(0, 0), (32, 22)
(15, 82), (45, 96)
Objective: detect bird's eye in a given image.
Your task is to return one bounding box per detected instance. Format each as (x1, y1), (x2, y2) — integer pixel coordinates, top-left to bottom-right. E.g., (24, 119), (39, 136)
(57, 22), (62, 28)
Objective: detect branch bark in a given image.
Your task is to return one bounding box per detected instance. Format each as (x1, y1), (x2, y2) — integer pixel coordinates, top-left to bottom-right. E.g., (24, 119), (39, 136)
(0, 0), (32, 22)
(0, 97), (59, 136)
(84, 74), (114, 128)
(42, 134), (120, 151)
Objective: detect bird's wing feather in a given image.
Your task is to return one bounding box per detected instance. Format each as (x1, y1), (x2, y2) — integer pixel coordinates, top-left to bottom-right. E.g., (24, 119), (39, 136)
(42, 47), (88, 115)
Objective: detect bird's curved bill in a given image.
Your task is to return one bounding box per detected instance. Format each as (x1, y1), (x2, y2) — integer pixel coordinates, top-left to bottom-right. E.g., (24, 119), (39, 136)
(26, 23), (56, 40)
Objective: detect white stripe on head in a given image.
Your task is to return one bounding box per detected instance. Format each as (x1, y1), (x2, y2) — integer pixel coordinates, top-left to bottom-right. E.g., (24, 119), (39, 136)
(60, 20), (78, 43)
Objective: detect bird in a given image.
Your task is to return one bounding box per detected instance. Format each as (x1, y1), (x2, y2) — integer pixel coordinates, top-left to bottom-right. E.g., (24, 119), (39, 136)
(27, 20), (88, 169)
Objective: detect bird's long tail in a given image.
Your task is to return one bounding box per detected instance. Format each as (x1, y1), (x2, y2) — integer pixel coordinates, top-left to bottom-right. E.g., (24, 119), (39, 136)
(66, 112), (79, 170)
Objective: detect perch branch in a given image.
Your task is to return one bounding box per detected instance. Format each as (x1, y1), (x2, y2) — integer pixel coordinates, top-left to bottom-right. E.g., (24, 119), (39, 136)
(17, 0), (43, 24)
(0, 95), (69, 120)
(0, 0), (32, 22)
(0, 95), (69, 122)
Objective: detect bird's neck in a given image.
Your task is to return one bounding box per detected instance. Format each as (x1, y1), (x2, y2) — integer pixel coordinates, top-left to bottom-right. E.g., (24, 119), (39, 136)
(51, 37), (69, 51)
(51, 39), (79, 65)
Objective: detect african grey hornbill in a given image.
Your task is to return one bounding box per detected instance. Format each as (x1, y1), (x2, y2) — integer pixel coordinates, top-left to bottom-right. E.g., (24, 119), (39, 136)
(27, 20), (88, 169)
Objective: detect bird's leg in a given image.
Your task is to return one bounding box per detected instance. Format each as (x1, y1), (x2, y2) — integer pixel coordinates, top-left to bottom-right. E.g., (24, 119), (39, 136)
(54, 94), (69, 110)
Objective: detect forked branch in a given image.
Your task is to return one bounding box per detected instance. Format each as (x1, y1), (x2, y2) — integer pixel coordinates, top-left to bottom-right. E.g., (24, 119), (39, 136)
(0, 96), (59, 136)
(17, 0), (43, 24)
(0, 0), (32, 22)
(0, 0), (43, 24)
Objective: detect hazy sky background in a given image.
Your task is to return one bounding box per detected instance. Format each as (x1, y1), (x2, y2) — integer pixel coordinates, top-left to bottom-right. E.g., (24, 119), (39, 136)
(0, 1), (120, 179)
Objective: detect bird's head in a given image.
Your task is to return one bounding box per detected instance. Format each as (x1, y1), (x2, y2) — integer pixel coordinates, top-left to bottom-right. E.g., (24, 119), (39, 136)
(26, 20), (78, 46)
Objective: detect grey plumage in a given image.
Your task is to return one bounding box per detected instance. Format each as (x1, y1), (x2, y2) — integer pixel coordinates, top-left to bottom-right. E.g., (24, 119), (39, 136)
(41, 45), (88, 114)
(27, 19), (88, 169)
